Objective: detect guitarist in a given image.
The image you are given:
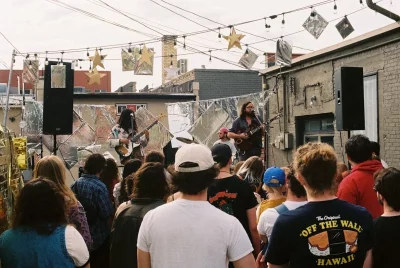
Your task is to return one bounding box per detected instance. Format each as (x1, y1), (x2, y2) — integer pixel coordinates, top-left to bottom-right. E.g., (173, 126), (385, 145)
(228, 102), (263, 161)
(108, 108), (149, 164)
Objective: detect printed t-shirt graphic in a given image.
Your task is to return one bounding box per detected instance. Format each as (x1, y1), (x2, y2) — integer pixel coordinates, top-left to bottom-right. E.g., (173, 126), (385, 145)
(266, 199), (373, 268)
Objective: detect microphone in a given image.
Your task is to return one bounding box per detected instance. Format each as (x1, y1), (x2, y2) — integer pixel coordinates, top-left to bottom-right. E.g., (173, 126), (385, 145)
(130, 113), (134, 117)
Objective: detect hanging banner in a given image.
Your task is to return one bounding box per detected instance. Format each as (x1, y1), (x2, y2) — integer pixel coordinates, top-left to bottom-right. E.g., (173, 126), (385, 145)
(303, 10), (329, 39)
(239, 49), (258, 69)
(22, 60), (40, 84)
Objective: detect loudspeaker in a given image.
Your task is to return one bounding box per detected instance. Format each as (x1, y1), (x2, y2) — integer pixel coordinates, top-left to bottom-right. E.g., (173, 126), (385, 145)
(43, 61), (74, 135)
(335, 67), (365, 131)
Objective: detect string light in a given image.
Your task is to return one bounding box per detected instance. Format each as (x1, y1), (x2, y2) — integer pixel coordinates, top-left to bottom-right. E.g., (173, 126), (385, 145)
(209, 50), (212, 63)
(139, 44), (142, 54)
(359, 0), (364, 5)
(173, 38), (177, 49)
(245, 45), (249, 57)
(89, 59), (92, 73)
(34, 53), (38, 60)
(310, 7), (317, 17)
(183, 35), (186, 50)
(333, 0), (338, 14)
(281, 13), (285, 28)
(169, 54), (173, 68)
(128, 42), (132, 53)
(264, 18), (271, 32)
(86, 48), (89, 57)
(28, 60), (32, 69)
(75, 60), (79, 67)
(79, 60), (82, 69)
(60, 51), (64, 65)
(218, 27), (222, 42)
(45, 51), (49, 66)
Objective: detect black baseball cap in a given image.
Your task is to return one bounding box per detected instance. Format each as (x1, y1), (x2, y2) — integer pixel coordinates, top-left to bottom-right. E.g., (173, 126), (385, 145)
(211, 143), (232, 165)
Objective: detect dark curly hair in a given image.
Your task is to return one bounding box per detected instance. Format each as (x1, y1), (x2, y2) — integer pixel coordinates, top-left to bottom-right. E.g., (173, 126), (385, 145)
(119, 159), (142, 204)
(286, 165), (306, 198)
(145, 151), (165, 165)
(12, 178), (68, 235)
(100, 158), (120, 198)
(374, 168), (400, 211)
(84, 153), (106, 175)
(345, 135), (372, 164)
(168, 163), (219, 195)
(130, 162), (170, 200)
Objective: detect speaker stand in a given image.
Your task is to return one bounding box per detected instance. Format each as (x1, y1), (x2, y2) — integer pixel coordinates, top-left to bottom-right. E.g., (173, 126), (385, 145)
(347, 130), (352, 170)
(53, 134), (57, 155)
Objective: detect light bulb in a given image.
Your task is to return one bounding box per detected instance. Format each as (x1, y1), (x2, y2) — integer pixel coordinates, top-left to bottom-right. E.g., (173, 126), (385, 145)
(45, 58), (49, 66)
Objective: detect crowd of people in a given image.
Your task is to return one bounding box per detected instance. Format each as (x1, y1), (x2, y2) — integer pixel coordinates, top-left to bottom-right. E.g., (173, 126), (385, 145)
(0, 131), (398, 267)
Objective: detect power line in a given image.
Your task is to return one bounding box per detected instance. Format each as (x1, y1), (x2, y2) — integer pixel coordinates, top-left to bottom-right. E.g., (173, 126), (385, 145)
(0, 32), (20, 53)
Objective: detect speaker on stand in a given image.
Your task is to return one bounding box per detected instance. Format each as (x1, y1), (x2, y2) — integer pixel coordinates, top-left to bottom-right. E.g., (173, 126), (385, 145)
(43, 61), (74, 155)
(335, 67), (365, 168)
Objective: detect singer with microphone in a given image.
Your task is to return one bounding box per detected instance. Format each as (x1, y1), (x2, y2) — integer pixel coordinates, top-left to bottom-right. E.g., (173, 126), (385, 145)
(108, 108), (149, 164)
(228, 102), (264, 161)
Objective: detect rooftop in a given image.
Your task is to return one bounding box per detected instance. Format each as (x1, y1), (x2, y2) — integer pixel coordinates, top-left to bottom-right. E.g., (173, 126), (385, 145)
(73, 92), (196, 100)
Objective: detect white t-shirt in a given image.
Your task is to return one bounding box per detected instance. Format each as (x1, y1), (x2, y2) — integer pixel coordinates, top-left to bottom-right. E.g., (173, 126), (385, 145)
(65, 225), (90, 267)
(257, 200), (307, 241)
(213, 139), (237, 156)
(137, 199), (253, 268)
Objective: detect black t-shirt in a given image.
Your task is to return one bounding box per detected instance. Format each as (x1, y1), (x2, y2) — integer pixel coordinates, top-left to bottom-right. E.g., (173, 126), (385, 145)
(229, 116), (263, 149)
(266, 199), (373, 268)
(208, 176), (258, 239)
(373, 215), (400, 268)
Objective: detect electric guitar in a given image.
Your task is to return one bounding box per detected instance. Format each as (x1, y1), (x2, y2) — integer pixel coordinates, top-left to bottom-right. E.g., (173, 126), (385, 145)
(234, 113), (282, 151)
(115, 114), (166, 160)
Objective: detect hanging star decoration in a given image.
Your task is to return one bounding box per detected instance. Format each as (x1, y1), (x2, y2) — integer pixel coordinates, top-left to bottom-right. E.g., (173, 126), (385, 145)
(85, 68), (106, 85)
(164, 66), (180, 80)
(89, 49), (107, 69)
(224, 27), (245, 50)
(137, 45), (155, 67)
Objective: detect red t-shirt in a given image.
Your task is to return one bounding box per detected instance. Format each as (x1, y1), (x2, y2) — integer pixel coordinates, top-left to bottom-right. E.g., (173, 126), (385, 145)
(337, 160), (383, 219)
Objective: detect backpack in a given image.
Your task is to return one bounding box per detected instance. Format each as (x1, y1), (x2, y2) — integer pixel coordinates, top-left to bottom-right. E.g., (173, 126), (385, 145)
(261, 204), (289, 256)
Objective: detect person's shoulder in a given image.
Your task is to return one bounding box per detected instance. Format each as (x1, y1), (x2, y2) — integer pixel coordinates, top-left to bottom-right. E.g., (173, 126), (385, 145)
(259, 207), (279, 222)
(335, 199), (373, 219)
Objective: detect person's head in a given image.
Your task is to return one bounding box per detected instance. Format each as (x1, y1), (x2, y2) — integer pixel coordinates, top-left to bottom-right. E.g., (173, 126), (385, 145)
(240, 101), (255, 118)
(168, 144), (219, 195)
(218, 127), (229, 140)
(294, 143), (337, 197)
(13, 178), (68, 235)
(370, 141), (381, 160)
(345, 135), (372, 165)
(286, 165), (306, 198)
(336, 162), (349, 184)
(238, 156), (264, 192)
(145, 151), (165, 165)
(130, 162), (170, 200)
(33, 155), (78, 208)
(233, 161), (244, 175)
(118, 108), (137, 132)
(84, 153), (106, 175)
(374, 168), (400, 211)
(263, 166), (286, 195)
(122, 159), (142, 178)
(100, 158), (120, 187)
(211, 143), (232, 168)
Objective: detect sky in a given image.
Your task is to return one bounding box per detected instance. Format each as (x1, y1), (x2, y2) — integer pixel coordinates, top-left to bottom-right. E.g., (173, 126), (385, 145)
(1, 0), (399, 91)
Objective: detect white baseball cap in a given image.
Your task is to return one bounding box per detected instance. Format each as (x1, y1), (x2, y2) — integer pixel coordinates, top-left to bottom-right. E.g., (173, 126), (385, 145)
(174, 144), (215, 172)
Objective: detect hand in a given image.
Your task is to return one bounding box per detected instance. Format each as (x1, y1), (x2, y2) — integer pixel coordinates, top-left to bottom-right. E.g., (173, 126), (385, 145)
(239, 133), (249, 139)
(120, 138), (130, 145)
(256, 252), (268, 268)
(144, 130), (150, 139)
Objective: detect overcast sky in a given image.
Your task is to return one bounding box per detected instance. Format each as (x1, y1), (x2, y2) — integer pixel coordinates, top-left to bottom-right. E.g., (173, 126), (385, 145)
(1, 0), (399, 90)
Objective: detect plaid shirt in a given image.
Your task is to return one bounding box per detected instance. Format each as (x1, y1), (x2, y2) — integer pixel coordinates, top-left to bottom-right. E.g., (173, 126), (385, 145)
(71, 174), (114, 251)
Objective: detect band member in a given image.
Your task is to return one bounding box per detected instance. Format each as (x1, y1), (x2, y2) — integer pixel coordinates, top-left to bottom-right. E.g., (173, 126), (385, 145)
(108, 108), (149, 164)
(213, 127), (237, 158)
(228, 102), (263, 161)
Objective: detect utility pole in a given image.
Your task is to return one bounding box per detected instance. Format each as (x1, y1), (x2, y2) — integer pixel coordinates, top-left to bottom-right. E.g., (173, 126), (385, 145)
(2, 49), (16, 130)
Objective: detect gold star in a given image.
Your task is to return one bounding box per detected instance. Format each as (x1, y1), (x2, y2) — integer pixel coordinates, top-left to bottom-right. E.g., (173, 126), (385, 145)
(85, 68), (106, 85)
(89, 49), (107, 69)
(224, 27), (245, 50)
(137, 45), (154, 67)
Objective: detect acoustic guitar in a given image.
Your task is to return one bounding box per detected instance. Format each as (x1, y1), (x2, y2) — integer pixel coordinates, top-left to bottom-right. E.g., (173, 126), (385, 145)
(234, 113), (282, 151)
(115, 114), (166, 160)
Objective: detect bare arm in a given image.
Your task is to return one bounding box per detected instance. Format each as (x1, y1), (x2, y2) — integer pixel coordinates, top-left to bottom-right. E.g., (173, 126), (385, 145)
(228, 132), (248, 139)
(137, 248), (151, 268)
(233, 253), (256, 268)
(247, 207), (261, 255)
(259, 234), (267, 244)
(363, 250), (373, 268)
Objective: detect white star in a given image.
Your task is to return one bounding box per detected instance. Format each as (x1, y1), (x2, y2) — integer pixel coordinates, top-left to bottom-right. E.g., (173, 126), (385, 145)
(164, 67), (180, 80)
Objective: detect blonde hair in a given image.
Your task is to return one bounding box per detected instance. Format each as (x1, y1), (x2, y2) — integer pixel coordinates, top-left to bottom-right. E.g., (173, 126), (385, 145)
(33, 155), (78, 209)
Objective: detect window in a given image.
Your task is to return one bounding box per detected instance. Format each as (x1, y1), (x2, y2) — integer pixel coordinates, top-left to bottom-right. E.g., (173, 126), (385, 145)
(74, 87), (84, 93)
(95, 89), (107, 93)
(296, 113), (335, 148)
(19, 89), (32, 95)
(351, 74), (378, 142)
(116, 103), (147, 115)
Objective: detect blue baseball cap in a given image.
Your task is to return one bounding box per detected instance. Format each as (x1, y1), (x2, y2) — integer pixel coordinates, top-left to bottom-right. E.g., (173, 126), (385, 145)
(263, 166), (286, 187)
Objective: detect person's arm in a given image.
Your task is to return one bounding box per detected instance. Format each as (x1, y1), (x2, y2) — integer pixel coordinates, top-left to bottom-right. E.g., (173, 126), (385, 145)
(137, 248), (151, 268)
(337, 177), (358, 205)
(65, 226), (90, 268)
(97, 187), (115, 220)
(247, 207), (261, 255)
(233, 253), (256, 268)
(363, 250), (373, 268)
(228, 120), (248, 140)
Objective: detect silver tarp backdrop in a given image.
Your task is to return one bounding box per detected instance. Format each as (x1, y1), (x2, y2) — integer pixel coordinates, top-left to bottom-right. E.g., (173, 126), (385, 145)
(23, 101), (172, 168)
(166, 91), (270, 148)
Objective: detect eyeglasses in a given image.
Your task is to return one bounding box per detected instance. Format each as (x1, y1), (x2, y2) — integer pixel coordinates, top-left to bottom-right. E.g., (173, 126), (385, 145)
(246, 106), (254, 109)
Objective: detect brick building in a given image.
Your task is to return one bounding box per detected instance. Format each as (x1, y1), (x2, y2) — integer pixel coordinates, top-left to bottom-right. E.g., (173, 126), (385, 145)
(260, 22), (400, 167)
(152, 68), (261, 100)
(0, 69), (111, 93)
